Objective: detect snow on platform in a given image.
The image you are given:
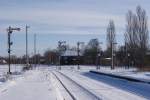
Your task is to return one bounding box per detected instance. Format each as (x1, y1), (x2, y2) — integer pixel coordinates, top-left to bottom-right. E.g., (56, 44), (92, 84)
(0, 65), (23, 83)
(0, 69), (56, 100)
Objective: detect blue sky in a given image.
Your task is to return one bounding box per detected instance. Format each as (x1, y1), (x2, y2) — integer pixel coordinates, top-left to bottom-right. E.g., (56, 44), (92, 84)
(0, 0), (150, 56)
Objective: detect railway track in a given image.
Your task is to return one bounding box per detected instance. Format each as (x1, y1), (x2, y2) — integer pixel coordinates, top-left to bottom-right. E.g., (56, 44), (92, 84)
(52, 71), (101, 100)
(61, 71), (111, 100)
(52, 72), (76, 100)
(60, 70), (147, 100)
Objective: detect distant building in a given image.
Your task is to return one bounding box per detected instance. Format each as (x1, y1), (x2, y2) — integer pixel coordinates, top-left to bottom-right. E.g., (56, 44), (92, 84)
(60, 50), (82, 65)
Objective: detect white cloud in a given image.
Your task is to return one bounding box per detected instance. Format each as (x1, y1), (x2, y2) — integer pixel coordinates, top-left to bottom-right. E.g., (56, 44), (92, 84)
(0, 9), (125, 35)
(0, 0), (150, 35)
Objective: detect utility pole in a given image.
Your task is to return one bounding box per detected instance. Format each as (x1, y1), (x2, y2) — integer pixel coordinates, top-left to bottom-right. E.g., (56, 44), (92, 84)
(34, 34), (37, 67)
(58, 41), (66, 70)
(26, 25), (30, 67)
(77, 42), (84, 70)
(7, 26), (20, 74)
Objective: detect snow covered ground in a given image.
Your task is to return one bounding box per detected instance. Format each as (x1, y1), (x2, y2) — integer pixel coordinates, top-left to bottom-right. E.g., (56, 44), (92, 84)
(0, 64), (23, 75)
(0, 65), (150, 100)
(53, 71), (101, 100)
(55, 65), (150, 99)
(59, 70), (147, 100)
(0, 68), (56, 100)
(0, 65), (23, 81)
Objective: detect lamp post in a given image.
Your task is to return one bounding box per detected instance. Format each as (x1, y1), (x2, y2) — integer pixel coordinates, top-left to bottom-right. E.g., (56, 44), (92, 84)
(34, 34), (37, 67)
(96, 53), (101, 70)
(111, 42), (117, 70)
(127, 53), (130, 69)
(77, 42), (84, 70)
(58, 41), (66, 70)
(26, 25), (30, 67)
(7, 26), (20, 74)
(96, 42), (103, 70)
(125, 43), (130, 69)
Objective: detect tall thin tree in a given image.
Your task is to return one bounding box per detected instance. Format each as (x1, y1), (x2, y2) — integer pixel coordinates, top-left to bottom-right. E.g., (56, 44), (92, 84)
(125, 6), (149, 68)
(106, 20), (116, 52)
(106, 20), (116, 69)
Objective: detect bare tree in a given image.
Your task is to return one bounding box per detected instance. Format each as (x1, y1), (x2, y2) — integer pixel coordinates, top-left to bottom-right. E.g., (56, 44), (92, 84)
(125, 6), (149, 68)
(125, 10), (138, 67)
(106, 20), (116, 69)
(106, 20), (116, 52)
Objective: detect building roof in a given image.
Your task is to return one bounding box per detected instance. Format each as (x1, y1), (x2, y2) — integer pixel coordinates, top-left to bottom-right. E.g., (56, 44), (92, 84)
(0, 59), (7, 64)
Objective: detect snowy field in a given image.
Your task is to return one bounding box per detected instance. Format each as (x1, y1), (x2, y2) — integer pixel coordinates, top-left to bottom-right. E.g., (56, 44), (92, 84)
(0, 69), (56, 100)
(0, 65), (150, 100)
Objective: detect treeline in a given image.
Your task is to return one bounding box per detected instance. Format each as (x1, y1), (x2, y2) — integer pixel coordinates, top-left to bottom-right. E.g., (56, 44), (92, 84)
(43, 6), (150, 69)
(1, 6), (150, 69)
